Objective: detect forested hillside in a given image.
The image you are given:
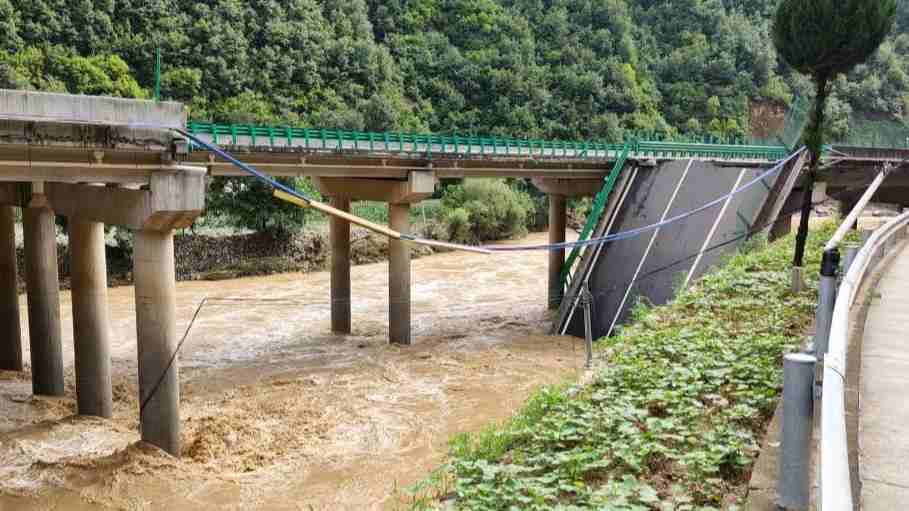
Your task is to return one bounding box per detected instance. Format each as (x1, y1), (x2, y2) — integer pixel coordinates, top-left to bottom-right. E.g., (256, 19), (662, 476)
(1, 0), (907, 143)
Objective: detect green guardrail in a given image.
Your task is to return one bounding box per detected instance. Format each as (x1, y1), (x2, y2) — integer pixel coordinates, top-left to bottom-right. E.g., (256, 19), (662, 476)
(559, 143), (631, 295)
(185, 122), (790, 162)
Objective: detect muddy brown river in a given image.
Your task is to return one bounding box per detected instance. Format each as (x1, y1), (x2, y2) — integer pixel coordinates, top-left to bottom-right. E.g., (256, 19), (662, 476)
(0, 231), (584, 510)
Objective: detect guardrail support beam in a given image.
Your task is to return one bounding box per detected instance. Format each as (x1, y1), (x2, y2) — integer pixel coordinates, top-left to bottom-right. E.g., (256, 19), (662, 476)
(779, 353), (816, 509)
(842, 244), (860, 277)
(814, 249), (840, 357)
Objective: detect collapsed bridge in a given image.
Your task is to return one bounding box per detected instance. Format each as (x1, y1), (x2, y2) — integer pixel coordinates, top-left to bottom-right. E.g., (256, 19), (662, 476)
(0, 89), (907, 456)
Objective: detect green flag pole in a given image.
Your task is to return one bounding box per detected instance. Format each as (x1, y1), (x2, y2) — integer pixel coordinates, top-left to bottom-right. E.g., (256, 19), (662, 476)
(154, 47), (161, 101)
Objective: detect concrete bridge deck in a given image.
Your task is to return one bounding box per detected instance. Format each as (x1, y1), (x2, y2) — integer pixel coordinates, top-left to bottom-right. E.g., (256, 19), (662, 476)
(859, 241), (909, 509)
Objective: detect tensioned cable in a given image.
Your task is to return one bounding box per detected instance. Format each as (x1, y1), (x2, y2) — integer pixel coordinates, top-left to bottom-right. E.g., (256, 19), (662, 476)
(173, 127), (805, 255)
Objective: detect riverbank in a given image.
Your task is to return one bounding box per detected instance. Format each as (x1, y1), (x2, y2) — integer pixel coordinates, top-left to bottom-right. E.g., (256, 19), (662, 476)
(417, 225), (835, 509)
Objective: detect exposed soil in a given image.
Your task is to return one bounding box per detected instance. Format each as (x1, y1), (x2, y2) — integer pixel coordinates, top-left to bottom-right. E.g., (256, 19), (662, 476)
(0, 231), (583, 510)
(750, 100), (787, 141)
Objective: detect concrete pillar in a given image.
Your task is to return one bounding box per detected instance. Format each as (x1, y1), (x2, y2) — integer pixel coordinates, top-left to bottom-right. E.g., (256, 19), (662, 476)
(0, 206), (22, 371)
(769, 215), (792, 241)
(23, 206), (64, 396)
(548, 195), (567, 309)
(330, 197), (351, 334)
(134, 230), (180, 455)
(389, 203), (411, 345)
(69, 219), (112, 418)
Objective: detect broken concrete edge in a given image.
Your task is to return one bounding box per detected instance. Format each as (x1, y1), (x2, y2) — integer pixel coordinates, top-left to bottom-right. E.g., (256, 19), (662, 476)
(0, 89), (185, 129)
(745, 239), (909, 511)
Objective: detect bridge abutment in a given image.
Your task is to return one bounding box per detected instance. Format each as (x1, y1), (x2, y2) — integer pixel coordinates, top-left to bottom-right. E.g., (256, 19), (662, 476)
(23, 202), (65, 396)
(0, 205), (22, 371)
(69, 218), (113, 418)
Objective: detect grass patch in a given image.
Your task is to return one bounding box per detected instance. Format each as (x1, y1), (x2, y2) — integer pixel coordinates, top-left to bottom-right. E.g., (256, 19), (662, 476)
(407, 223), (835, 510)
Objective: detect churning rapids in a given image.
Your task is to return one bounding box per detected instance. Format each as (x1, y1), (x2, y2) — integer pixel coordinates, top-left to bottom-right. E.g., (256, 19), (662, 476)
(0, 231), (584, 510)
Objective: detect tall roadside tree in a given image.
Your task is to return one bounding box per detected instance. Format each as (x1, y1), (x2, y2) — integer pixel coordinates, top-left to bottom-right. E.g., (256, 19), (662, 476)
(773, 0), (896, 271)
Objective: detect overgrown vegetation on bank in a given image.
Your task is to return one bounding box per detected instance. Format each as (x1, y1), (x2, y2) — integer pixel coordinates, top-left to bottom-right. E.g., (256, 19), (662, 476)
(409, 224), (833, 510)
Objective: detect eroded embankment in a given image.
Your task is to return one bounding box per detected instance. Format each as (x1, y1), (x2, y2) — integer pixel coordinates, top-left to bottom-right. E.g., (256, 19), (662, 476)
(0, 231), (584, 510)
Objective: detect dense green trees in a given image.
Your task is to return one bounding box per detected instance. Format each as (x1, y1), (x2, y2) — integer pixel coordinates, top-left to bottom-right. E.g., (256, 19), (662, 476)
(2, 0), (907, 142)
(1, 0), (908, 235)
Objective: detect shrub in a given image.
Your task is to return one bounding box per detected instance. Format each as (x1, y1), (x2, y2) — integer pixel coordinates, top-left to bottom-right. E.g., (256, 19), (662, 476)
(444, 207), (473, 243)
(440, 179), (535, 244)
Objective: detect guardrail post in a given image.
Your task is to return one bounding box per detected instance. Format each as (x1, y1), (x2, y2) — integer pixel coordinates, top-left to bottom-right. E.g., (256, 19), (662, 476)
(813, 249), (839, 357)
(581, 285), (593, 369)
(842, 243), (860, 277)
(779, 353), (817, 510)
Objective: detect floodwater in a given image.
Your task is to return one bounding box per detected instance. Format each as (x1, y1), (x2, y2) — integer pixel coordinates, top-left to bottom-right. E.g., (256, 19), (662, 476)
(0, 231), (584, 510)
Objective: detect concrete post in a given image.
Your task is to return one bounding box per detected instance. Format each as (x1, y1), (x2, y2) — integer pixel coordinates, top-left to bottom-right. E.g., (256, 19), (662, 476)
(134, 229), (180, 455)
(0, 206), (22, 371)
(69, 219), (113, 418)
(330, 197), (351, 334)
(548, 194), (567, 309)
(389, 203), (411, 345)
(779, 353), (816, 510)
(23, 205), (64, 396)
(813, 250), (839, 358)
(791, 266), (805, 294)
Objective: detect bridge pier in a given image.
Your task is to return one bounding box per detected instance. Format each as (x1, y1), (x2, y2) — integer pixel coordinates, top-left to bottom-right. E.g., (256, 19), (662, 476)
(532, 178), (602, 310)
(0, 205), (22, 371)
(330, 197), (352, 334)
(547, 195), (567, 309)
(69, 218), (113, 418)
(23, 201), (64, 396)
(389, 203), (411, 344)
(315, 172), (435, 345)
(134, 229), (180, 455)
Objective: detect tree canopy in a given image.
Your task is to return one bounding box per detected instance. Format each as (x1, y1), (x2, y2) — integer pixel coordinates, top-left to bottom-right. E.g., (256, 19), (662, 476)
(1, 0), (906, 143)
(774, 0), (898, 84)
(2, 0), (908, 233)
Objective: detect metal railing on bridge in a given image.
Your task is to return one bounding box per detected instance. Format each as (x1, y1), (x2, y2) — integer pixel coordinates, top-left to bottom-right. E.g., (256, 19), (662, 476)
(185, 122), (790, 162)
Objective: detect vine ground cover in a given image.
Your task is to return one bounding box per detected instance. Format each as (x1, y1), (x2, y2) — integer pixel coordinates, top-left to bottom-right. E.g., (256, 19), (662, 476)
(407, 224), (835, 510)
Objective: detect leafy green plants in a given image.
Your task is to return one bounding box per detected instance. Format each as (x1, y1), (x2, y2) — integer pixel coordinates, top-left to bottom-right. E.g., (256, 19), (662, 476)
(414, 222), (835, 510)
(440, 179), (536, 244)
